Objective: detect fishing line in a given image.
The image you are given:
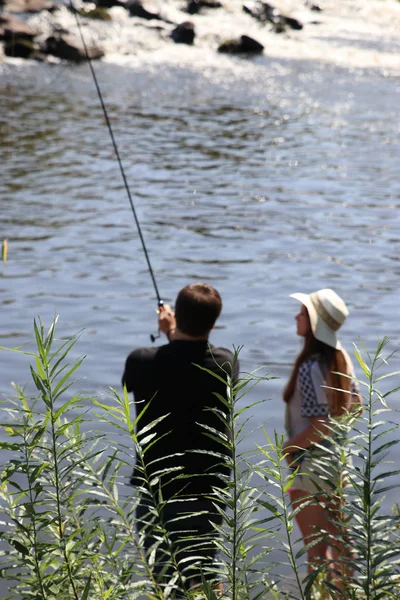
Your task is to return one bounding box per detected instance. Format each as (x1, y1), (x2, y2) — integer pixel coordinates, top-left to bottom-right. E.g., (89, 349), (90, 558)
(71, 3), (164, 333)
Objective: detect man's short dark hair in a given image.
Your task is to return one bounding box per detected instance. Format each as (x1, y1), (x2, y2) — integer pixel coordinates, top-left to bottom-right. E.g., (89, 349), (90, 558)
(175, 283), (222, 337)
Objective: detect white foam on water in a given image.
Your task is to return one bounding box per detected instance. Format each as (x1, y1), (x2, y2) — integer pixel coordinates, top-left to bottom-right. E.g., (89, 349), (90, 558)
(12, 0), (400, 74)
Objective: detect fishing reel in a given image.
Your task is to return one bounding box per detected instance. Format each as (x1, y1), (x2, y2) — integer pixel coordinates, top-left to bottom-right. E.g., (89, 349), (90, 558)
(150, 300), (164, 343)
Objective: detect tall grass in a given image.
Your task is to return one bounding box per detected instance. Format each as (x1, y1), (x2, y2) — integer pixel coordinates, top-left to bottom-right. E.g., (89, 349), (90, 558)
(0, 319), (399, 599)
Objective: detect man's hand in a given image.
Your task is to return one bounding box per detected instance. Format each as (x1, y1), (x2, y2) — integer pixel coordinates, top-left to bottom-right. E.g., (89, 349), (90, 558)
(158, 304), (176, 338)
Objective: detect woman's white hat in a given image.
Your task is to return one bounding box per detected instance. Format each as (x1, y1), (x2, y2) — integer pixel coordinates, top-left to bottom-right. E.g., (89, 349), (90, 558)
(290, 288), (349, 349)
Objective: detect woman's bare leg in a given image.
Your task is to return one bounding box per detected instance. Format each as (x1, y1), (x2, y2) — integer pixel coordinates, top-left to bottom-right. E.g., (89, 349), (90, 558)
(289, 489), (330, 574)
(321, 495), (355, 595)
(290, 491), (354, 597)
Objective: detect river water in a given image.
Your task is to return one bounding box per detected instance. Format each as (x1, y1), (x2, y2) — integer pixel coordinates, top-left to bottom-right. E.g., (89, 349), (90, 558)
(1, 0), (400, 590)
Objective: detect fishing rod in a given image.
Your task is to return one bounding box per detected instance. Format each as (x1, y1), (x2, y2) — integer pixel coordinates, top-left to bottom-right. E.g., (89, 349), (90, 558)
(70, 3), (163, 342)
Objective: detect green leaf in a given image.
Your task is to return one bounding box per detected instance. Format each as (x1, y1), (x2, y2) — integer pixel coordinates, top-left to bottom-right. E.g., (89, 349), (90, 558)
(52, 359), (84, 397)
(35, 355), (46, 380)
(10, 540), (29, 556)
(353, 344), (371, 378)
(122, 385), (133, 430)
(81, 575), (92, 600)
(235, 399), (266, 417)
(33, 318), (47, 363)
(44, 316), (58, 351)
(49, 338), (79, 379)
(30, 426), (46, 446)
(29, 366), (49, 398)
(30, 462), (49, 481)
(372, 439), (399, 455)
(375, 370), (400, 382)
(54, 396), (82, 420)
(193, 363), (231, 386)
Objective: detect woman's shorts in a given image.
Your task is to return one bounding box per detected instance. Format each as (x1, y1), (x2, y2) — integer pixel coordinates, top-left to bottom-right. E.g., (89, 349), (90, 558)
(290, 445), (351, 495)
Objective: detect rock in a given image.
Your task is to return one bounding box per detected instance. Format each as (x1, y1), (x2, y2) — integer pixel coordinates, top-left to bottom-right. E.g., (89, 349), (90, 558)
(243, 1), (302, 31)
(4, 37), (36, 57)
(271, 20), (286, 33)
(243, 1), (276, 23)
(125, 0), (175, 23)
(282, 15), (302, 30)
(95, 0), (125, 8)
(126, 0), (162, 20)
(78, 7), (112, 20)
(171, 20), (195, 44)
(186, 0), (222, 15)
(0, 0), (55, 13)
(31, 50), (49, 61)
(53, 26), (70, 35)
(186, 1), (198, 14)
(218, 34), (264, 54)
(43, 33), (104, 62)
(0, 13), (40, 40)
(218, 39), (240, 53)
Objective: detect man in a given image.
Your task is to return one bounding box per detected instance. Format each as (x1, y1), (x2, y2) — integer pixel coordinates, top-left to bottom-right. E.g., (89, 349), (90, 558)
(122, 282), (238, 593)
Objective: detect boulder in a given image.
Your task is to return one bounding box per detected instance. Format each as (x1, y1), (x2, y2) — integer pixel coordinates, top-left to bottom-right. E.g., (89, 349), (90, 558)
(308, 3), (322, 11)
(78, 7), (112, 20)
(243, 1), (302, 30)
(0, 0), (55, 13)
(282, 15), (302, 30)
(186, 0), (222, 15)
(243, 1), (275, 23)
(4, 37), (36, 57)
(218, 34), (263, 54)
(126, 0), (163, 20)
(0, 13), (39, 40)
(171, 20), (195, 44)
(95, 0), (125, 7)
(53, 26), (70, 35)
(43, 33), (104, 62)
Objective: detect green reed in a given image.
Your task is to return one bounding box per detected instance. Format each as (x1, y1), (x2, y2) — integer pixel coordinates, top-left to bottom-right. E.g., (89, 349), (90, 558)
(0, 319), (399, 600)
(338, 338), (400, 599)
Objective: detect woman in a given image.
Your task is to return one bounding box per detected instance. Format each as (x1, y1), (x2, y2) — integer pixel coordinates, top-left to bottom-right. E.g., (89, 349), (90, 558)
(283, 288), (361, 587)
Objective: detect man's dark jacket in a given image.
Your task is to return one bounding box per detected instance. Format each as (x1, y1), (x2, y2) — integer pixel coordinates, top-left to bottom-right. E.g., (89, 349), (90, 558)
(122, 339), (238, 499)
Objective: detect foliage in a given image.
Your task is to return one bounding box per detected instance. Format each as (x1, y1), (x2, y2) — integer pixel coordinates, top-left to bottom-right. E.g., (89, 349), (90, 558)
(338, 339), (400, 599)
(0, 320), (400, 600)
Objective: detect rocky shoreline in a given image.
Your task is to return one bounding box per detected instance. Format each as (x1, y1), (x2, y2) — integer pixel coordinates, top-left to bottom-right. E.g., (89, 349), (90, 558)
(0, 0), (311, 63)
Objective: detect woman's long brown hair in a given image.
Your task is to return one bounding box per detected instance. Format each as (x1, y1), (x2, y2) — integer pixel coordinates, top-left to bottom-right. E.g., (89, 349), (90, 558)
(283, 311), (353, 416)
